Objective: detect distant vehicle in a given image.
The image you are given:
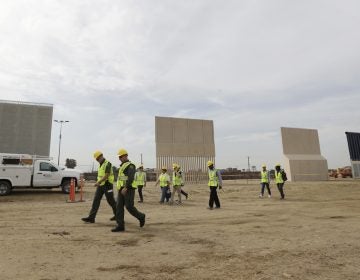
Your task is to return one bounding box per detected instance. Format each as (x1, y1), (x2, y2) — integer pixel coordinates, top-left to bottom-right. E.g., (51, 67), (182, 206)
(0, 153), (83, 196)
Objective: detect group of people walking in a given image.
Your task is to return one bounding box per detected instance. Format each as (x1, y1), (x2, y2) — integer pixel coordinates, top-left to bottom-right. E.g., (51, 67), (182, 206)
(82, 151), (287, 232)
(259, 163), (287, 199)
(82, 149), (145, 232)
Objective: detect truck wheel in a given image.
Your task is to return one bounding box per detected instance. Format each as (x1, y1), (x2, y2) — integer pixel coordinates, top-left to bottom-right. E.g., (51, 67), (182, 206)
(61, 180), (71, 194)
(0, 181), (12, 196)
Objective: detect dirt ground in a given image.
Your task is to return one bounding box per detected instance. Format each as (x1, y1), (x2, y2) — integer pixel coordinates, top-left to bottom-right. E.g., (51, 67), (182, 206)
(0, 179), (360, 280)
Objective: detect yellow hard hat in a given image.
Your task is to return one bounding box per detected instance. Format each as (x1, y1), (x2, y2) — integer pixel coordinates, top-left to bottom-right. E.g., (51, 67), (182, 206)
(275, 163), (281, 167)
(93, 150), (103, 159)
(262, 164), (266, 168)
(172, 163), (178, 169)
(138, 164), (144, 169)
(207, 160), (214, 167)
(161, 166), (167, 171)
(117, 148), (128, 157)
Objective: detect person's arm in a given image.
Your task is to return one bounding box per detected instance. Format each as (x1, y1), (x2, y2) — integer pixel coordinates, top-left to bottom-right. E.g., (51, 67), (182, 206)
(144, 172), (147, 187)
(217, 170), (223, 187)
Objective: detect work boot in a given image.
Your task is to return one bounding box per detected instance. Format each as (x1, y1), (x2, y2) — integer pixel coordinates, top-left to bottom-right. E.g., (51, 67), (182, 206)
(81, 217), (95, 223)
(138, 200), (143, 203)
(110, 216), (116, 221)
(207, 207), (214, 210)
(111, 226), (125, 232)
(139, 214), (146, 227)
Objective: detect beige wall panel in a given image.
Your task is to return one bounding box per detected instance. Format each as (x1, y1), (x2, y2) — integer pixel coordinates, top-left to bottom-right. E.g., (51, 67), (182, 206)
(173, 118), (188, 143)
(281, 127), (321, 155)
(203, 121), (214, 144)
(188, 119), (204, 143)
(281, 127), (328, 181)
(155, 116), (173, 143)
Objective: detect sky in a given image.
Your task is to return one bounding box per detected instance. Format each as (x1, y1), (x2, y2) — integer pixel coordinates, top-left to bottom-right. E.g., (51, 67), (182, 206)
(0, 0), (359, 171)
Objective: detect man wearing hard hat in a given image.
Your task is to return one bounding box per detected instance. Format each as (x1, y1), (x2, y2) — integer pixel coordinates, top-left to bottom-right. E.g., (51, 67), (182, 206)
(275, 163), (287, 199)
(82, 151), (117, 223)
(259, 164), (271, 198)
(170, 163), (183, 205)
(207, 160), (222, 209)
(155, 166), (171, 203)
(112, 148), (146, 232)
(134, 164), (146, 203)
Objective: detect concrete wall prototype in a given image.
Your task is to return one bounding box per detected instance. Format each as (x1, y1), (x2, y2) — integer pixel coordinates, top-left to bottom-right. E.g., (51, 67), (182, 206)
(281, 127), (328, 181)
(0, 100), (53, 156)
(155, 116), (215, 183)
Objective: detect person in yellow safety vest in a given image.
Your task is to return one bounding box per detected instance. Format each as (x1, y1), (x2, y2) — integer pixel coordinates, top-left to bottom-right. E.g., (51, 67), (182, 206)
(274, 163), (285, 200)
(82, 151), (117, 223)
(170, 163), (183, 205)
(135, 165), (147, 203)
(177, 164), (189, 200)
(207, 160), (222, 210)
(259, 164), (271, 198)
(155, 167), (171, 203)
(111, 149), (145, 232)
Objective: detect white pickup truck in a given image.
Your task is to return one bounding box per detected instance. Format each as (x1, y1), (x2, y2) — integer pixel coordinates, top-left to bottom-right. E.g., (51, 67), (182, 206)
(0, 153), (83, 196)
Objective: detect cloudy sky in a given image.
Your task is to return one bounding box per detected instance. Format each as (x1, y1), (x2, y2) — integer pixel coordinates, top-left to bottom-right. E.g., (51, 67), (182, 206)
(0, 0), (359, 171)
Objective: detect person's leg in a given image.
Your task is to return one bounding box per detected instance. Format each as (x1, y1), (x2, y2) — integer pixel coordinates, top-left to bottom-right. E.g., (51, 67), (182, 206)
(209, 187), (215, 208)
(104, 186), (117, 216)
(88, 187), (105, 220)
(214, 187), (220, 208)
(266, 183), (271, 196)
(115, 189), (125, 229)
(177, 186), (182, 203)
(165, 187), (171, 202)
(138, 186), (143, 202)
(277, 183), (285, 199)
(125, 188), (145, 221)
(160, 187), (166, 203)
(181, 189), (188, 199)
(260, 183), (265, 196)
(170, 186), (176, 203)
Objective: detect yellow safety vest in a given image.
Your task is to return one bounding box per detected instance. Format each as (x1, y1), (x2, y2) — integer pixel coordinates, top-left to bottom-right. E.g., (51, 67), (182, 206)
(172, 171), (182, 186)
(159, 173), (169, 187)
(135, 171), (146, 186)
(261, 171), (269, 183)
(275, 171), (284, 184)
(208, 169), (219, 187)
(97, 160), (114, 186)
(116, 161), (136, 190)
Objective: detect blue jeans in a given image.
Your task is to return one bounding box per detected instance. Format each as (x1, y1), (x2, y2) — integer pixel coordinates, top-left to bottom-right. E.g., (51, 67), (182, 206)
(160, 186), (170, 203)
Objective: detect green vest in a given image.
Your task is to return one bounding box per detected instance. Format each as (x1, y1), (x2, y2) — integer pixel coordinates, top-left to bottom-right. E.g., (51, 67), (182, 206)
(275, 170), (284, 184)
(97, 160), (114, 186)
(208, 169), (219, 187)
(159, 173), (169, 187)
(135, 171), (146, 186)
(172, 171), (182, 186)
(116, 161), (136, 190)
(261, 171), (269, 183)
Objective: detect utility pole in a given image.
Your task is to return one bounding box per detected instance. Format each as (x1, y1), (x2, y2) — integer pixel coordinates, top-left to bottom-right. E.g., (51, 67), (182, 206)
(54, 120), (69, 166)
(140, 153), (143, 165)
(247, 156), (250, 172)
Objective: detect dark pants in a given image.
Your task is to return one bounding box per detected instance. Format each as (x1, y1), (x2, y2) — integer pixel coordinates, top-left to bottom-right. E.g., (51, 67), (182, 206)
(209, 187), (220, 208)
(261, 183), (271, 196)
(160, 186), (170, 203)
(88, 185), (116, 220)
(277, 183), (285, 199)
(138, 185), (144, 202)
(116, 188), (145, 228)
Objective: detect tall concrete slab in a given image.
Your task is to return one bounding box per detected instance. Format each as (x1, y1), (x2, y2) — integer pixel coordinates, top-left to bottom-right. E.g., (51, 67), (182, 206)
(345, 132), (360, 178)
(0, 100), (53, 156)
(155, 116), (215, 183)
(281, 127), (328, 181)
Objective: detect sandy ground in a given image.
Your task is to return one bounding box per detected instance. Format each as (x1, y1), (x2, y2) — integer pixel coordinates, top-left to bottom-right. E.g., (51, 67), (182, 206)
(0, 179), (360, 280)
